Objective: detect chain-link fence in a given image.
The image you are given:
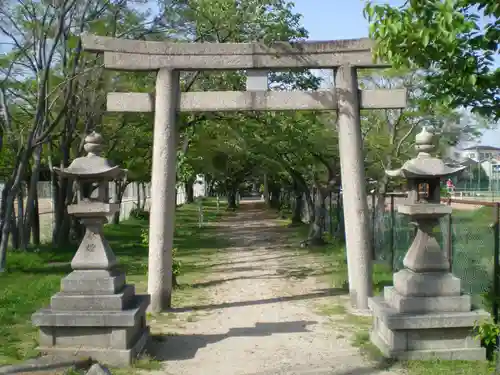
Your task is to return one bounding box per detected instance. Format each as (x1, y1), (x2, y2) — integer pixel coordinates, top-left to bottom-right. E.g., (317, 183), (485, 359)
(257, 189), (500, 317)
(371, 194), (498, 314)
(282, 189), (344, 238)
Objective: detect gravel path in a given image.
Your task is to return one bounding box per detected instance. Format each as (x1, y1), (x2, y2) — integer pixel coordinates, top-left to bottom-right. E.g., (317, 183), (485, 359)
(148, 201), (402, 375)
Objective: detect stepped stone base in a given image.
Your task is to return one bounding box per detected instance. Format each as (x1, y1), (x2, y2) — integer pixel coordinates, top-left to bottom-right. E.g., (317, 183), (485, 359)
(383, 286), (471, 313)
(38, 328), (149, 367)
(32, 268), (150, 368)
(369, 295), (488, 361)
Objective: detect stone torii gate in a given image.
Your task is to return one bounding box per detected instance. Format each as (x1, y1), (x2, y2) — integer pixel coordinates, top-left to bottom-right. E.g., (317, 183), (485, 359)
(82, 34), (406, 313)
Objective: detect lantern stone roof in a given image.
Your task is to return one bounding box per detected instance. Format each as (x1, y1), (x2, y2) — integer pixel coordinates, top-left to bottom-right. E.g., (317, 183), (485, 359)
(53, 132), (126, 179)
(386, 127), (466, 179)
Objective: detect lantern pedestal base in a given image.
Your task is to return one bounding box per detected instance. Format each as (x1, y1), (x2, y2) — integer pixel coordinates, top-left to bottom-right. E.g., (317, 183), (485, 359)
(383, 286), (472, 313)
(32, 269), (150, 368)
(368, 295), (488, 361)
(35, 327), (149, 368)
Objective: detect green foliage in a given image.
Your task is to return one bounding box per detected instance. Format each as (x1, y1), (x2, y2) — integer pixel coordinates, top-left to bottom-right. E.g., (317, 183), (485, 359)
(364, 0), (500, 120)
(474, 319), (500, 358)
(140, 229), (181, 278)
(172, 248), (181, 278)
(480, 284), (500, 315)
(440, 186), (450, 198)
(360, 69), (484, 193)
(129, 206), (149, 221)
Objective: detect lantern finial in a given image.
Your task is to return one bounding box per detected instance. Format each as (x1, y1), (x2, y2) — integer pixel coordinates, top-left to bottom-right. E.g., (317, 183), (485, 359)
(84, 131), (104, 156)
(415, 126), (435, 153)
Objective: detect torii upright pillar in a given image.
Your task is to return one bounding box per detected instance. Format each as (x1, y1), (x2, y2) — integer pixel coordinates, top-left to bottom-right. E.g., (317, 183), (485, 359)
(335, 66), (372, 311)
(148, 69), (179, 311)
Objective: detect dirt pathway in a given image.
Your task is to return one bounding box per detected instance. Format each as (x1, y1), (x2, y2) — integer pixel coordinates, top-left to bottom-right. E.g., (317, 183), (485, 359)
(148, 201), (402, 375)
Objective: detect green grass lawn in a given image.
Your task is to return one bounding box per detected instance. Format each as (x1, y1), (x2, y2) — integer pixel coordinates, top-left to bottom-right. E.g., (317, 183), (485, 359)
(277, 210), (495, 375)
(0, 198), (227, 367)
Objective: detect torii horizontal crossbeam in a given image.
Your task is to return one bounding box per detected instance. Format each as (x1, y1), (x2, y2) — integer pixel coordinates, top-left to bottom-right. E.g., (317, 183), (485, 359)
(107, 89), (407, 112)
(81, 34), (389, 71)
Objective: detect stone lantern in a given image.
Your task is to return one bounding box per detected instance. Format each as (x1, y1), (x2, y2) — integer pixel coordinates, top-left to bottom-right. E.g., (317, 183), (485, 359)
(32, 132), (150, 367)
(369, 127), (489, 360)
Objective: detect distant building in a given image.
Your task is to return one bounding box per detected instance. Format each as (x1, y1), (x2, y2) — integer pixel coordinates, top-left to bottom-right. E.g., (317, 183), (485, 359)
(454, 145), (500, 163)
(446, 145), (500, 190)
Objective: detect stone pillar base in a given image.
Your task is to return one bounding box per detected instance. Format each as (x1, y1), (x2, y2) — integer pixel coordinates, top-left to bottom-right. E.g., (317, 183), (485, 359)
(369, 295), (488, 361)
(36, 328), (149, 367)
(32, 270), (150, 368)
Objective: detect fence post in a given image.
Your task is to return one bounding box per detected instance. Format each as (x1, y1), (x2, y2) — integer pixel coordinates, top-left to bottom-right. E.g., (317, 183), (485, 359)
(447, 197), (453, 273)
(493, 203), (499, 324)
(389, 194), (395, 271)
(492, 203), (500, 375)
(371, 192), (376, 260)
(329, 191), (333, 235)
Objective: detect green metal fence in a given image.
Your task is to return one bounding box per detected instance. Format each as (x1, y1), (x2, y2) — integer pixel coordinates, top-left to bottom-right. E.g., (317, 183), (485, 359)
(285, 189), (499, 315)
(371, 196), (497, 311)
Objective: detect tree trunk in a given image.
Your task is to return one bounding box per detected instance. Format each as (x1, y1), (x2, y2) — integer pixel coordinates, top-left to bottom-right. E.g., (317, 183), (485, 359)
(52, 155), (75, 248)
(31, 194), (40, 246)
(227, 188), (237, 211)
(0, 181), (9, 244)
(185, 180), (194, 203)
(112, 181), (128, 225)
(373, 174), (389, 245)
(307, 188), (327, 246)
(23, 145), (42, 246)
(55, 179), (74, 247)
(269, 185), (281, 210)
(304, 187), (315, 224)
(52, 134), (76, 248)
(140, 182), (147, 210)
(0, 156), (29, 255)
(51, 175), (61, 244)
(112, 183), (121, 225)
(287, 170), (311, 225)
(17, 184), (26, 250)
(207, 178), (215, 197)
(291, 192), (303, 225)
(10, 209), (18, 250)
(135, 182), (141, 209)
(263, 173), (270, 206)
(0, 183), (9, 270)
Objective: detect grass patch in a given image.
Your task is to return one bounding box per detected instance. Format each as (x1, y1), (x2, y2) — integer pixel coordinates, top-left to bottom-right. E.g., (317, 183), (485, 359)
(0, 198), (227, 367)
(278, 218), (393, 294)
(351, 329), (494, 374)
(403, 358), (494, 375)
(351, 331), (387, 362)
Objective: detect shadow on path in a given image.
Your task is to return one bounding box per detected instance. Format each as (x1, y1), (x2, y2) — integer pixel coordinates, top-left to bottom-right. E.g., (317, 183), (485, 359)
(170, 287), (347, 312)
(148, 320), (317, 361)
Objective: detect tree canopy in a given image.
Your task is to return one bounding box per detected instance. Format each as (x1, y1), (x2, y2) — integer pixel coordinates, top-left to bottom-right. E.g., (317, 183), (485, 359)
(364, 0), (499, 121)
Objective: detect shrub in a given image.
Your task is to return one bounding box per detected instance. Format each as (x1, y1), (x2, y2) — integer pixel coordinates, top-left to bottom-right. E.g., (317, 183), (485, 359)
(130, 205), (149, 221)
(140, 228), (181, 287)
(474, 318), (500, 359)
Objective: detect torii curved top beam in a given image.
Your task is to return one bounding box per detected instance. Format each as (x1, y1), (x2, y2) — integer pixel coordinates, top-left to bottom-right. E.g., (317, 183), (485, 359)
(81, 33), (389, 71)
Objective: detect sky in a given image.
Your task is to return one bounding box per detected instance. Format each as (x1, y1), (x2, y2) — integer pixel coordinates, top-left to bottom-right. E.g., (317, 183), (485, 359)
(290, 0), (500, 147)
